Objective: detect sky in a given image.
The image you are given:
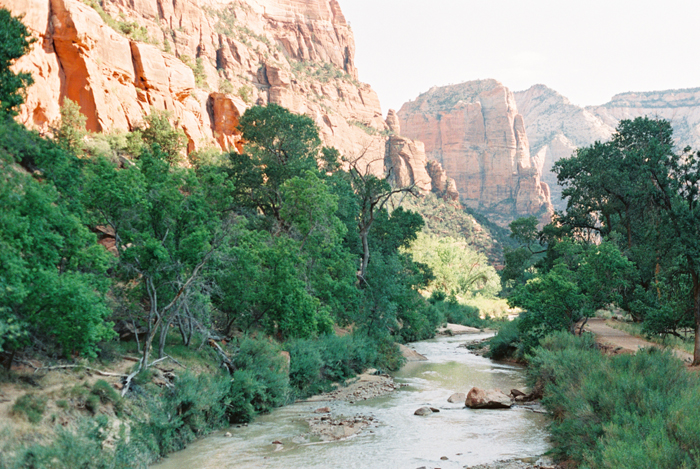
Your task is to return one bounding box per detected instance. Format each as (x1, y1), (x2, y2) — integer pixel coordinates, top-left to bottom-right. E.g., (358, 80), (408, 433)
(340, 0), (700, 114)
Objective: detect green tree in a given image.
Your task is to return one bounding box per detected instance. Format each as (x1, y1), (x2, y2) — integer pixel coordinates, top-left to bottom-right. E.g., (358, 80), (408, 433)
(0, 146), (113, 364)
(0, 9), (34, 116)
(555, 117), (700, 364)
(232, 104), (322, 221)
(407, 232), (500, 297)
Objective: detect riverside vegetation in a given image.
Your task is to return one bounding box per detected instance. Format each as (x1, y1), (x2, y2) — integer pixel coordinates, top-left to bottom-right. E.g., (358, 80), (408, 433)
(487, 115), (700, 467)
(0, 10), (497, 468)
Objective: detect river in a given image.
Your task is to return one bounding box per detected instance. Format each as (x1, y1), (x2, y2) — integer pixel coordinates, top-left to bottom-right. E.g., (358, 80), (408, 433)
(153, 333), (550, 469)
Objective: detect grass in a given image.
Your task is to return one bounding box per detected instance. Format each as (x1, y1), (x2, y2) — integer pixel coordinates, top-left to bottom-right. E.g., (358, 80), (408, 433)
(11, 394), (47, 424)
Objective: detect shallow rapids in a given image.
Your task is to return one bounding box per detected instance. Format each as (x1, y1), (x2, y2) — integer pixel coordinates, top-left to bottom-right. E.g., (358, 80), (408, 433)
(153, 333), (549, 469)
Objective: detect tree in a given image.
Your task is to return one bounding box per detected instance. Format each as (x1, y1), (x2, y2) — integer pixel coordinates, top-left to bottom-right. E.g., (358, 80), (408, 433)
(408, 232), (500, 297)
(0, 8), (34, 116)
(83, 143), (230, 376)
(231, 104), (322, 221)
(554, 117), (700, 364)
(0, 143), (113, 365)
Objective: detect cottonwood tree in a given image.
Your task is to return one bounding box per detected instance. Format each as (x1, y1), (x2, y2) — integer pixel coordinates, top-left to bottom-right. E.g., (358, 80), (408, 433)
(555, 117), (700, 363)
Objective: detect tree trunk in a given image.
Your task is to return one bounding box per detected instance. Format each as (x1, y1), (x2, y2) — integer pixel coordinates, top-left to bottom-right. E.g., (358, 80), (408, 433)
(360, 228), (370, 280)
(693, 272), (700, 366)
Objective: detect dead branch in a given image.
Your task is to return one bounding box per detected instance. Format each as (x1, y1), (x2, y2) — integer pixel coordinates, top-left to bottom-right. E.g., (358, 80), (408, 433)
(34, 365), (127, 378)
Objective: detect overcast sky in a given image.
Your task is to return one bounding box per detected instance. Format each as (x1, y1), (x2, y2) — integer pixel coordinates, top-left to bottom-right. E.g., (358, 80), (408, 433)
(340, 0), (700, 114)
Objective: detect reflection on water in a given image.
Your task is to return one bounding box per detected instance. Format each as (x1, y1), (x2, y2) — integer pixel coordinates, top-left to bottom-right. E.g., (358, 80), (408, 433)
(153, 333), (549, 469)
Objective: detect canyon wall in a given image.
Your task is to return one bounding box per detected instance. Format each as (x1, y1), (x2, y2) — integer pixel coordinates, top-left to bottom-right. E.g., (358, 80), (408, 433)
(514, 85), (614, 209)
(2, 0), (393, 175)
(515, 85), (700, 210)
(398, 79), (552, 226)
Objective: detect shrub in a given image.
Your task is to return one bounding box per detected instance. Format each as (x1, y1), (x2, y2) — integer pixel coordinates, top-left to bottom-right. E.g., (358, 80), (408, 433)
(527, 331), (700, 467)
(11, 393), (47, 424)
(227, 337), (289, 422)
(485, 319), (522, 360)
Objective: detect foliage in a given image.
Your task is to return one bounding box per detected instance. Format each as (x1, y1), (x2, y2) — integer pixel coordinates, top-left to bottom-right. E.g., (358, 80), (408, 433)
(11, 393), (47, 424)
(139, 110), (187, 164)
(552, 117), (700, 363)
(407, 232), (501, 297)
(486, 318), (522, 360)
(428, 292), (484, 328)
(505, 239), (635, 356)
(179, 55), (207, 89)
(54, 98), (88, 154)
(0, 125), (114, 358)
(0, 8), (34, 116)
(286, 334), (382, 398)
(228, 336), (289, 422)
(528, 331), (700, 468)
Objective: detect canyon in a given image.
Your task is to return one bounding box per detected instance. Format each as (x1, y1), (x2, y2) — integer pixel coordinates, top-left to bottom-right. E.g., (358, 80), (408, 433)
(398, 80), (553, 226)
(514, 84), (700, 210)
(5, 0), (700, 222)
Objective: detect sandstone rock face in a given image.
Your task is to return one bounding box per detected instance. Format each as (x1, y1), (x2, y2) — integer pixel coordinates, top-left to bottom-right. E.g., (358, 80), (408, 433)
(399, 79), (552, 225)
(465, 387), (512, 409)
(426, 160), (460, 202)
(515, 85), (700, 211)
(386, 109), (400, 134)
(385, 135), (432, 192)
(514, 85), (614, 210)
(586, 88), (700, 150)
(4, 0), (388, 175)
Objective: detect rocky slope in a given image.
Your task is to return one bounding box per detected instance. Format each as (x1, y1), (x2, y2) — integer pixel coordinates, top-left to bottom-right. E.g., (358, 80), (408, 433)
(514, 85), (614, 208)
(515, 85), (700, 210)
(2, 0), (397, 176)
(398, 79), (552, 226)
(587, 88), (700, 150)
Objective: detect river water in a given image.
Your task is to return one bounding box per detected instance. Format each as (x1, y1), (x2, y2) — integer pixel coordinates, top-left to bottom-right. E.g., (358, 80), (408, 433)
(153, 333), (550, 469)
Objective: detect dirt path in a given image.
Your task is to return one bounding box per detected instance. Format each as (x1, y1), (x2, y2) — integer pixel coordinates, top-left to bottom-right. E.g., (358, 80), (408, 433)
(584, 318), (694, 363)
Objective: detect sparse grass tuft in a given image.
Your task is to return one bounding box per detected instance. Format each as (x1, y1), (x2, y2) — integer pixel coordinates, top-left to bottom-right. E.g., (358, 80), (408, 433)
(12, 393), (47, 424)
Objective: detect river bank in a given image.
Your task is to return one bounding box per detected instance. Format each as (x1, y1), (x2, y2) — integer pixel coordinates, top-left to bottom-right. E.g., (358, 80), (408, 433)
(153, 333), (550, 469)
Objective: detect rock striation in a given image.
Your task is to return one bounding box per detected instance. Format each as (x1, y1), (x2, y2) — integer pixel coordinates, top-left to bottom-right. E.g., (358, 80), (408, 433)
(384, 110), (433, 193)
(515, 85), (700, 211)
(2, 0), (390, 175)
(398, 79), (552, 225)
(514, 85), (614, 210)
(587, 88), (700, 150)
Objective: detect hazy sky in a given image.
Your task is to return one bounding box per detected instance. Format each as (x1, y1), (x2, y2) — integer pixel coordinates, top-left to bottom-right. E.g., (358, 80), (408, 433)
(341, 0), (700, 114)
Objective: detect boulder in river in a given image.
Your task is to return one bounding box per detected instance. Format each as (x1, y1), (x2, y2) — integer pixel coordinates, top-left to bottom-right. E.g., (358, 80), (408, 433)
(447, 392), (466, 403)
(414, 406), (433, 416)
(465, 387), (512, 409)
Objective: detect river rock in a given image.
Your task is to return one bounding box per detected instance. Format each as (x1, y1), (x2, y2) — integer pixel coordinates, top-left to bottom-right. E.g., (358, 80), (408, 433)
(314, 407), (331, 413)
(447, 392), (466, 403)
(414, 406), (433, 416)
(465, 387), (512, 409)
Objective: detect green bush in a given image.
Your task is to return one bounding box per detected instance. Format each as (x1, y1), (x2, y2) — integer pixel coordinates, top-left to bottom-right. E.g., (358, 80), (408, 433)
(485, 319), (522, 360)
(11, 393), (47, 424)
(428, 292), (483, 328)
(527, 331), (700, 467)
(227, 337), (289, 423)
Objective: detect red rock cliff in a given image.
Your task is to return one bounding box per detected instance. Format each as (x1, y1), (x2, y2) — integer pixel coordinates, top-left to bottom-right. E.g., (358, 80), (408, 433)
(398, 79), (552, 225)
(2, 0), (389, 175)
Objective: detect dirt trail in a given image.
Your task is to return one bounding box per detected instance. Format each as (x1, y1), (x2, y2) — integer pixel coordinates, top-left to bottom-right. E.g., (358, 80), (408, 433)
(584, 318), (694, 363)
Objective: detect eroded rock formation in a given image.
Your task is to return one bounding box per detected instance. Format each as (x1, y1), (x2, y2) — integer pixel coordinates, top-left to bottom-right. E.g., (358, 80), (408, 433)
(514, 85), (614, 209)
(398, 79), (552, 225)
(383, 109), (433, 192)
(3, 0), (389, 175)
(515, 85), (700, 211)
